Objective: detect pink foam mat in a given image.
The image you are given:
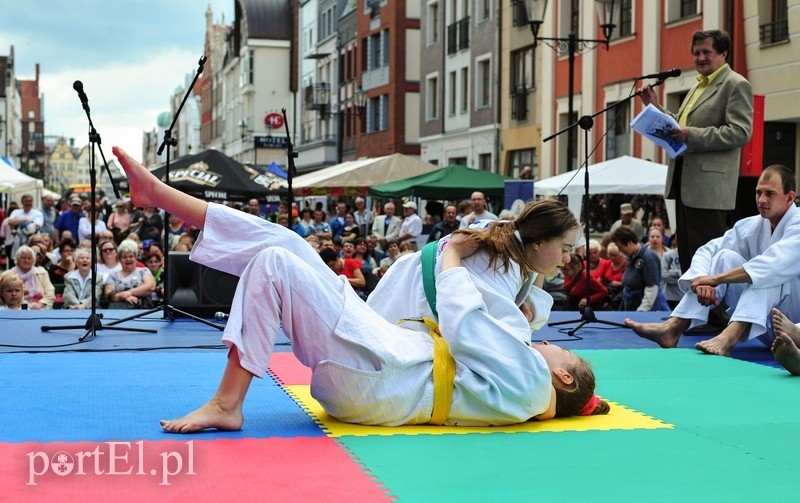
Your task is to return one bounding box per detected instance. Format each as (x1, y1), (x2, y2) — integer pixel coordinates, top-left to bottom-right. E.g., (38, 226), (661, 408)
(0, 437), (392, 501)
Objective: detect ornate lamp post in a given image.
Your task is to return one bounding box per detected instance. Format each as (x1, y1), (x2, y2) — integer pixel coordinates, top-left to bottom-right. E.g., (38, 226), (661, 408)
(527, 0), (617, 171)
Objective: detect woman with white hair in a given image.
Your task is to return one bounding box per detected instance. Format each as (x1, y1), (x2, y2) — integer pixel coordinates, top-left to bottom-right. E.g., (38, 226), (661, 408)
(103, 239), (155, 309)
(62, 247), (103, 309)
(11, 245), (55, 309)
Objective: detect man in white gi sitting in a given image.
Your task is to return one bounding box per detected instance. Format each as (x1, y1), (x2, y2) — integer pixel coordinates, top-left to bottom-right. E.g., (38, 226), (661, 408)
(625, 164), (800, 356)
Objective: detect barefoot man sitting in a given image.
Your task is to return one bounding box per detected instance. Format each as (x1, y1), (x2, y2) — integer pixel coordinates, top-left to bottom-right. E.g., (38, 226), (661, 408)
(626, 164), (800, 356)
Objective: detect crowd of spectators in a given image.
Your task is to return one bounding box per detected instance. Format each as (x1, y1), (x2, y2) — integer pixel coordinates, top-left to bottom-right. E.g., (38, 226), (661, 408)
(0, 191), (678, 312)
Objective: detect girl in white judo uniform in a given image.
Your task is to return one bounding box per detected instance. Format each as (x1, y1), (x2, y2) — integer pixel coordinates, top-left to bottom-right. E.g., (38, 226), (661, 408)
(112, 147), (609, 430)
(368, 201), (573, 337)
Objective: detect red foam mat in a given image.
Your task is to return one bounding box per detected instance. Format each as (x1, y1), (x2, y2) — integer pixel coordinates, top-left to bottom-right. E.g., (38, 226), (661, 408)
(269, 352), (312, 385)
(1, 437), (392, 501)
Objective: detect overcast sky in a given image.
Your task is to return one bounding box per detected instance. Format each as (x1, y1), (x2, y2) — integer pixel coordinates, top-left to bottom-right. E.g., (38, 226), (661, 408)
(0, 0), (235, 161)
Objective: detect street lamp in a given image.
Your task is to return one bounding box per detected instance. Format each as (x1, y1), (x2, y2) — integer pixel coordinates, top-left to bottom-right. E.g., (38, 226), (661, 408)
(527, 0), (616, 171)
(314, 86), (368, 162)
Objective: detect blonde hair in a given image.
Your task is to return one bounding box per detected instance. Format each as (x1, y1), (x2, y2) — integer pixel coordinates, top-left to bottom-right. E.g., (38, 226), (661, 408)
(0, 272), (24, 307)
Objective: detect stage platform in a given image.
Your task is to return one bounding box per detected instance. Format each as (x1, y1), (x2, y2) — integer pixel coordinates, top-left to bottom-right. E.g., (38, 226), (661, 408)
(1, 309), (797, 501)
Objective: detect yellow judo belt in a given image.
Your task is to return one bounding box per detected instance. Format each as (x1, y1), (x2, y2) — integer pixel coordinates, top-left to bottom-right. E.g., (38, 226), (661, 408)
(400, 317), (456, 425)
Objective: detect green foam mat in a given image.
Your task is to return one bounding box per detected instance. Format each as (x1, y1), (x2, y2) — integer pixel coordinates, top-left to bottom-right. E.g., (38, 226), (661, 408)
(336, 349), (800, 501)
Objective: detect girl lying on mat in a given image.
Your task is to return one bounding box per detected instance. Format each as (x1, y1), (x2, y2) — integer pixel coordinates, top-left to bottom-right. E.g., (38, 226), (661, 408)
(113, 146), (609, 430)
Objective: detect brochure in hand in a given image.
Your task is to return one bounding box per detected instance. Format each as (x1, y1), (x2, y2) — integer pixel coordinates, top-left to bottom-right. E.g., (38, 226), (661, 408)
(630, 104), (687, 159)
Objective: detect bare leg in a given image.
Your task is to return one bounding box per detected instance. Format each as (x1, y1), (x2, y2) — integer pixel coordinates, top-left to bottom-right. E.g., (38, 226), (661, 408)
(695, 321), (749, 357)
(771, 308), (800, 346)
(112, 146), (209, 230)
(624, 316), (690, 348)
(161, 348), (253, 433)
(771, 330), (800, 376)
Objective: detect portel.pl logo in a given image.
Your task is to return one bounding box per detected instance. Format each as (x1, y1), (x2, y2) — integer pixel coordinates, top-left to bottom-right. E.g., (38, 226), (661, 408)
(27, 441), (196, 486)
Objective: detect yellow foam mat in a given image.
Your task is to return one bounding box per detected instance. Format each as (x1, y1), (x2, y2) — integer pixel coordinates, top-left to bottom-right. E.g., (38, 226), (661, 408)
(285, 385), (673, 437)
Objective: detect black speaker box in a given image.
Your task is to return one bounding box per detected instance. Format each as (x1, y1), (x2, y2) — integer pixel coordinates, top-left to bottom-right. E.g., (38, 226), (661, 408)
(167, 252), (239, 318)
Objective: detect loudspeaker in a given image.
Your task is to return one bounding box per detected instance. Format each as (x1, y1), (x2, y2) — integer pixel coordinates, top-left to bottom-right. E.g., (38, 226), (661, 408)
(167, 252), (239, 318)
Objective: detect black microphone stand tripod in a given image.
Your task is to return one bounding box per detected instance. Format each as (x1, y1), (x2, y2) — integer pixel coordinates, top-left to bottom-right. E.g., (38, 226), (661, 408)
(109, 56), (223, 331)
(547, 79), (669, 336)
(42, 81), (157, 341)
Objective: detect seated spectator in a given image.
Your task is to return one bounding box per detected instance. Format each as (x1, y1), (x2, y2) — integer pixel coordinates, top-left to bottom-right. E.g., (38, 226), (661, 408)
(599, 242), (626, 309)
(375, 241), (400, 278)
(398, 241), (415, 257)
(309, 209), (332, 239)
(0, 271), (25, 310)
(97, 239), (122, 281)
(341, 213), (360, 243)
(145, 246), (165, 306)
(45, 238), (77, 285)
(78, 204), (108, 244)
(108, 199), (132, 244)
(353, 237), (378, 273)
(166, 214), (187, 250)
(341, 240), (356, 261)
(365, 235), (386, 264)
(642, 216), (671, 248)
(305, 234), (320, 252)
(11, 245), (55, 309)
(562, 253), (608, 312)
(644, 227), (667, 261)
(62, 247), (103, 309)
(319, 247), (366, 299)
(587, 239), (610, 280)
(610, 226), (669, 312)
(103, 239), (155, 309)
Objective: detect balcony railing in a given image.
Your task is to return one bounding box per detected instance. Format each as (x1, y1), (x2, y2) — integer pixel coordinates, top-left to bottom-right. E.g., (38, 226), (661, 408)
(511, 85), (529, 121)
(446, 17), (470, 54)
(304, 82), (330, 110)
(458, 17), (470, 50)
(447, 22), (458, 54)
(760, 19), (789, 45)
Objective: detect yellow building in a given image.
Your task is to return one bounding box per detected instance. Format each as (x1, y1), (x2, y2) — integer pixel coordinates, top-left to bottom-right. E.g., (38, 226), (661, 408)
(48, 138), (79, 193)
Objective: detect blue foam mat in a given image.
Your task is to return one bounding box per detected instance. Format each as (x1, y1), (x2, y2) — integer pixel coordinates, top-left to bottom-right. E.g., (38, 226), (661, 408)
(0, 352), (323, 443)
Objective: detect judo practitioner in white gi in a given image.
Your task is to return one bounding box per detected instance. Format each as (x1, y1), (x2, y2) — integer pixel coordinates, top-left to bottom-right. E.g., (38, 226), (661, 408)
(112, 147), (610, 431)
(368, 199), (577, 339)
(770, 308), (800, 375)
(625, 164), (800, 357)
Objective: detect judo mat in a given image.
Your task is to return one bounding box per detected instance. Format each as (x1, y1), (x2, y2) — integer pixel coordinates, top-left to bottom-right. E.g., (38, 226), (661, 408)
(1, 309), (799, 501)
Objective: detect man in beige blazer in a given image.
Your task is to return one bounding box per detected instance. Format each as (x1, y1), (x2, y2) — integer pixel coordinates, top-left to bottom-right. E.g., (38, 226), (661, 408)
(370, 202), (402, 252)
(640, 30), (753, 271)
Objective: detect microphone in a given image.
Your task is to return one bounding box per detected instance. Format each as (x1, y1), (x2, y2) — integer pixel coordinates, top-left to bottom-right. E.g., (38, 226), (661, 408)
(73, 80), (89, 109)
(214, 311), (230, 321)
(636, 68), (681, 81)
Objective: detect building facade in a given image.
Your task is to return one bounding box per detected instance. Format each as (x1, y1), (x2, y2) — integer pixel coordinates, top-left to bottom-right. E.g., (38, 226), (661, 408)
(420, 0), (501, 172)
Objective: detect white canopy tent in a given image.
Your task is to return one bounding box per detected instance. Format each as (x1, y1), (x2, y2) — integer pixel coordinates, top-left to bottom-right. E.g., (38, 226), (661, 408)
(533, 155), (675, 229)
(0, 162), (44, 204)
(293, 154), (438, 192)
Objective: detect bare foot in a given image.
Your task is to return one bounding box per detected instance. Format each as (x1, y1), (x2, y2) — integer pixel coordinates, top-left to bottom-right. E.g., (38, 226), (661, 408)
(771, 331), (800, 376)
(695, 322), (748, 357)
(160, 397), (244, 434)
(624, 317), (689, 348)
(112, 146), (162, 209)
(771, 308), (800, 345)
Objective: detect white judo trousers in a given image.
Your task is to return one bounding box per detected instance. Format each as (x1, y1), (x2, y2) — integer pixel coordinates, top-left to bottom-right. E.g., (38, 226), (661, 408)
(673, 204), (800, 344)
(189, 204), (553, 426)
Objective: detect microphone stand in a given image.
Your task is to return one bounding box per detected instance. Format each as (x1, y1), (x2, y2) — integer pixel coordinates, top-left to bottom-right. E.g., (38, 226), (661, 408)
(547, 79), (668, 336)
(108, 56), (224, 331)
(281, 108), (298, 229)
(41, 82), (157, 341)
